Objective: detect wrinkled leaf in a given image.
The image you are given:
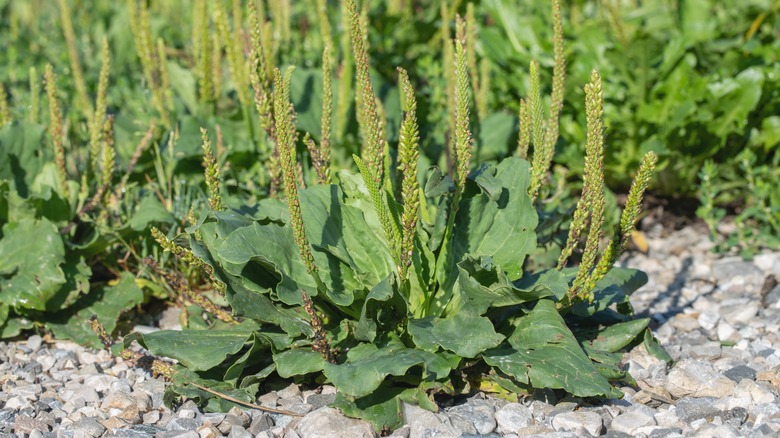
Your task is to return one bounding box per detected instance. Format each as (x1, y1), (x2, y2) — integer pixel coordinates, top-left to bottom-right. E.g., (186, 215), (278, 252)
(0, 218), (66, 311)
(408, 312), (504, 358)
(483, 299), (613, 397)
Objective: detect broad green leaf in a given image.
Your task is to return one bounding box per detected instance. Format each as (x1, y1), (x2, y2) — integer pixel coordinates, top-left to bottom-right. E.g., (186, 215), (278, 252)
(408, 312), (504, 358)
(299, 183), (394, 300)
(0, 122), (49, 197)
(406, 233), (436, 317)
(129, 194), (175, 231)
(48, 272), (143, 348)
(476, 112), (517, 162)
(332, 385), (433, 432)
(483, 299), (613, 397)
(643, 329), (673, 363)
(274, 349), (326, 378)
(290, 68), (325, 139)
(423, 167), (455, 198)
(138, 330), (253, 371)
(580, 318), (650, 353)
(570, 268), (648, 317)
(167, 61), (198, 115)
(26, 182), (71, 223)
(224, 332), (278, 383)
(0, 313), (34, 338)
(0, 218), (66, 310)
(451, 157), (537, 281)
(205, 262), (312, 337)
(216, 222), (318, 305)
(706, 67), (764, 140)
(0, 180), (8, 224)
(45, 256), (91, 312)
(169, 368), (258, 412)
(453, 256), (562, 315)
(355, 274), (406, 342)
(324, 343), (457, 398)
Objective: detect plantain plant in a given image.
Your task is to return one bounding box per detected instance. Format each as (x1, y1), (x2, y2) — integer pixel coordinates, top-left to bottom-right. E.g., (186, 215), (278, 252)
(113, 0), (669, 432)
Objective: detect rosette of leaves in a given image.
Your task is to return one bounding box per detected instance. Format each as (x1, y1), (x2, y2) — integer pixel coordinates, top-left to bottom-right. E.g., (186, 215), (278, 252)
(126, 155), (667, 430)
(125, 97), (668, 437)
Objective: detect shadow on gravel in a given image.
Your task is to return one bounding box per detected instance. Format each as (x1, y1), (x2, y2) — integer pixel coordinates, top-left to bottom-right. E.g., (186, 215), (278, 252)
(636, 256), (696, 327)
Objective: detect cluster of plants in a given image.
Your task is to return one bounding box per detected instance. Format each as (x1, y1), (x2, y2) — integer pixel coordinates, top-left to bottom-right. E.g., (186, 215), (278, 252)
(12, 0), (773, 432)
(477, 0), (780, 253)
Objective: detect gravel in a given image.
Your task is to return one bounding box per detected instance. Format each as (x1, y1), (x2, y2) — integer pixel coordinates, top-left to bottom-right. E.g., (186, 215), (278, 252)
(1, 222), (779, 437)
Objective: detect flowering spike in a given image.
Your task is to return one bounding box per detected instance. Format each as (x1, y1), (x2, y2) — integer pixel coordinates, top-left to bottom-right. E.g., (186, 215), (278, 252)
(453, 39), (473, 190)
(0, 83), (10, 127)
(274, 67), (318, 277)
(347, 0), (384, 189)
(90, 37), (111, 176)
(569, 70), (606, 300)
(588, 152), (657, 289)
(57, 0), (91, 118)
(44, 65), (68, 198)
(397, 68), (421, 281)
(200, 128), (223, 211)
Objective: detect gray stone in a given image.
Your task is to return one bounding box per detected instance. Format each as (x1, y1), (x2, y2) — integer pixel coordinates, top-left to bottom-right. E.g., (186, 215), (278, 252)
(447, 401), (496, 435)
(698, 309), (721, 331)
(26, 336), (43, 351)
(196, 424), (220, 438)
(493, 403), (532, 434)
(176, 401), (200, 419)
(647, 427), (684, 437)
(14, 415), (49, 434)
(724, 365), (757, 382)
(227, 425), (252, 438)
(675, 397), (720, 422)
(133, 379), (166, 410)
(109, 379), (133, 394)
(280, 403), (313, 416)
(166, 417), (201, 431)
(71, 418), (105, 437)
(551, 411), (604, 436)
(284, 430), (302, 438)
(142, 410), (160, 424)
(276, 384), (302, 400)
(270, 413), (294, 429)
(402, 403), (458, 438)
(386, 425), (410, 438)
(72, 388), (99, 404)
(248, 414), (273, 434)
(665, 359), (736, 398)
(763, 285), (780, 308)
(129, 424), (165, 434)
(217, 408), (250, 434)
(734, 379), (776, 404)
(106, 429), (156, 438)
(609, 406), (656, 435)
(295, 407), (375, 438)
(305, 393), (336, 409)
(721, 302), (760, 326)
(256, 392), (279, 408)
(200, 413), (224, 427)
(5, 395), (33, 410)
(712, 259), (763, 282)
(83, 375), (117, 393)
(687, 341), (722, 360)
(156, 431), (199, 438)
(446, 413), (476, 435)
(0, 410), (14, 426)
